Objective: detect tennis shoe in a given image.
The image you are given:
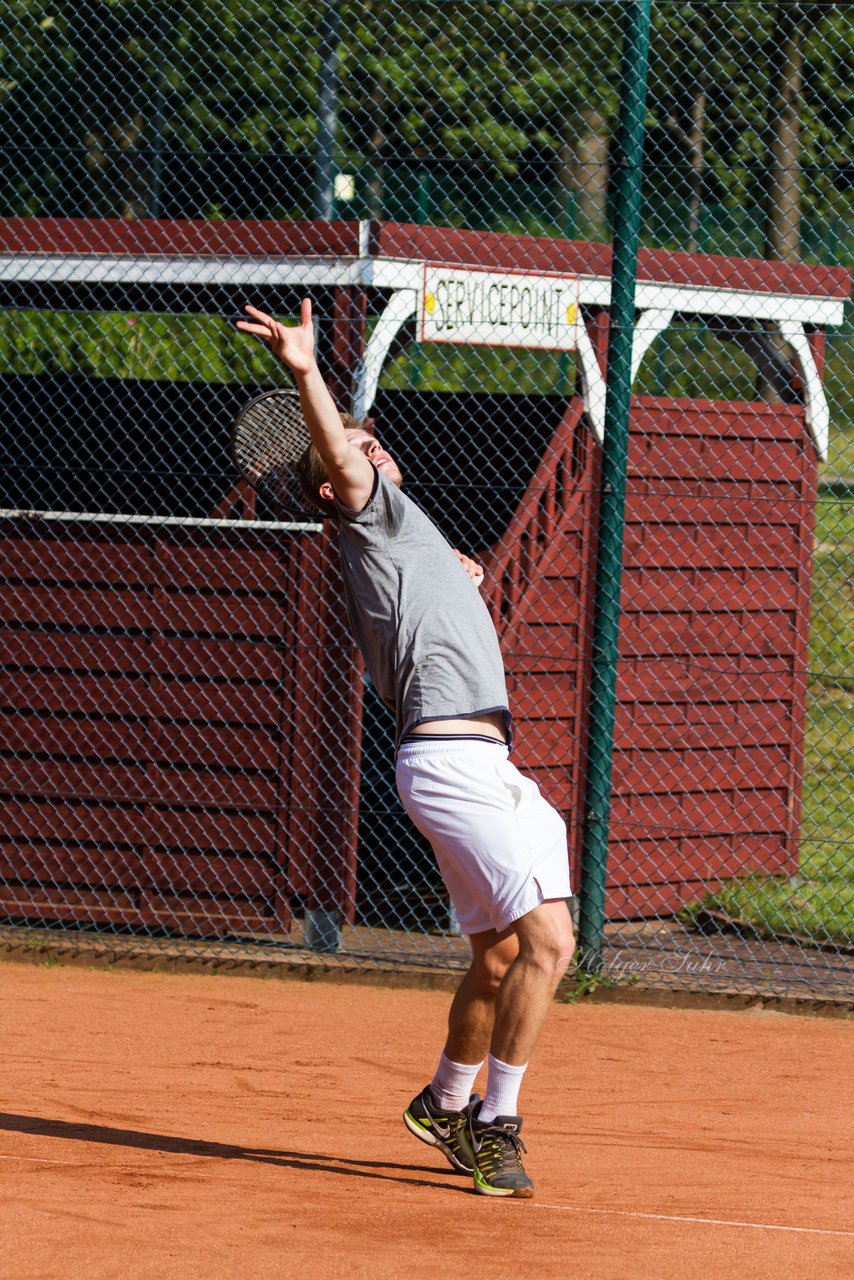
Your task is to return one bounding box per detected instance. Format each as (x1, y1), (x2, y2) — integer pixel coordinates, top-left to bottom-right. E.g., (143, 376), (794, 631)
(403, 1085), (477, 1173)
(459, 1102), (535, 1198)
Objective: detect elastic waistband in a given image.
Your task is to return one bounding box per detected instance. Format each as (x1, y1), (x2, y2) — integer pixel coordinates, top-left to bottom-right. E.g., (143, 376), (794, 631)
(396, 737), (509, 762)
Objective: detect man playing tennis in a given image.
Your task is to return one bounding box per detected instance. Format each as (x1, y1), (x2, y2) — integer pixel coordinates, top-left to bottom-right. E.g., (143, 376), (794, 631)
(237, 299), (575, 1199)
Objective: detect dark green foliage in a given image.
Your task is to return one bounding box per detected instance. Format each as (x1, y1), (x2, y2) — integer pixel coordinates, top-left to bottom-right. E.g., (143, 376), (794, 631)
(0, 2), (850, 226)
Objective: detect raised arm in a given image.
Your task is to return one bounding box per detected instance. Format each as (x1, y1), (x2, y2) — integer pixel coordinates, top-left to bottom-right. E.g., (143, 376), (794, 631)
(236, 298), (375, 510)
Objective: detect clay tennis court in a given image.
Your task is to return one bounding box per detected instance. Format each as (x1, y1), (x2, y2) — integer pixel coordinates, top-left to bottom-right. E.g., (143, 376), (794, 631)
(1, 961), (851, 1279)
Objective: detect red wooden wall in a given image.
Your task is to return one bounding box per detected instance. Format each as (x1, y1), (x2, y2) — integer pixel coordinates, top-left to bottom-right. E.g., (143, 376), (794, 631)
(0, 521), (361, 938)
(488, 393), (817, 918)
(0, 397), (819, 932)
(607, 396), (817, 917)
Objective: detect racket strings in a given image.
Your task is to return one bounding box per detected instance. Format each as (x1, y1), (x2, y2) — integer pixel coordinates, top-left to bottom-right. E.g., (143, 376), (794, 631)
(232, 393), (307, 481)
(231, 389), (313, 516)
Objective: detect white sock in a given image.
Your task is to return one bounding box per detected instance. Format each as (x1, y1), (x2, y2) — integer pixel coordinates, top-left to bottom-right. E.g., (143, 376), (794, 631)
(429, 1051), (483, 1111)
(478, 1053), (528, 1123)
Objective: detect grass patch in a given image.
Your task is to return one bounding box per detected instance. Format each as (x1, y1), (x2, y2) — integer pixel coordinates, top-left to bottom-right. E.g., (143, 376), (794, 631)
(692, 685), (853, 948)
(815, 489), (854, 546)
(691, 483), (852, 948)
(0, 308), (289, 386)
(808, 551), (854, 684)
(691, 872), (854, 950)
(380, 341), (575, 397)
(823, 308), (854, 476)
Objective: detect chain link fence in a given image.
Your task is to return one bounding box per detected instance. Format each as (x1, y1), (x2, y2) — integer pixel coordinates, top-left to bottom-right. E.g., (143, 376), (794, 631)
(0, 1), (851, 1000)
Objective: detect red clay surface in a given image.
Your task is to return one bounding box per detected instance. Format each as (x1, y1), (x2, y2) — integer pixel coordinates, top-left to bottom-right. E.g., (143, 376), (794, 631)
(1, 961), (852, 1279)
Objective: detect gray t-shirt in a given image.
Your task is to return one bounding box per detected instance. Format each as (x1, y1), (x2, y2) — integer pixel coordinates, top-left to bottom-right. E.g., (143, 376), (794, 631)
(333, 468), (511, 748)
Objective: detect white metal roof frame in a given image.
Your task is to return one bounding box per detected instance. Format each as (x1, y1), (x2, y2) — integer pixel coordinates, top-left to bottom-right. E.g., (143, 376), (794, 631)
(0, 239), (846, 457)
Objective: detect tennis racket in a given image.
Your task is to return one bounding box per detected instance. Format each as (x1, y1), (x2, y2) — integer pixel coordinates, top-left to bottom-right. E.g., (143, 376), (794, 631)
(230, 387), (311, 517)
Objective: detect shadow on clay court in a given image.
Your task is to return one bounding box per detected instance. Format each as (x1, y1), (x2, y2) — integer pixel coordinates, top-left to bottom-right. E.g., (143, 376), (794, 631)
(0, 1112), (469, 1193)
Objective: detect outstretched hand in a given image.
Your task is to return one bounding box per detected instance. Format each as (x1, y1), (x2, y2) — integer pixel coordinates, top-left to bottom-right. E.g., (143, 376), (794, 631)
(236, 298), (316, 376)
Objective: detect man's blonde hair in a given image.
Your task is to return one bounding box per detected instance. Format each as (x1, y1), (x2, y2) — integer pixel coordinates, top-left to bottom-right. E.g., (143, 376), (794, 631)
(292, 412), (369, 513)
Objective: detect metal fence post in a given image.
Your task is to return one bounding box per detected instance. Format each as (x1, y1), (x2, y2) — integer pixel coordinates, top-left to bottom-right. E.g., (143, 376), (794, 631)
(314, 1), (342, 219)
(578, 0), (653, 972)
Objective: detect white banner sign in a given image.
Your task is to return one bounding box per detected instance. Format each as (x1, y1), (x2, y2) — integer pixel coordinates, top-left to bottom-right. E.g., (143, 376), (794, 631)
(420, 264), (579, 350)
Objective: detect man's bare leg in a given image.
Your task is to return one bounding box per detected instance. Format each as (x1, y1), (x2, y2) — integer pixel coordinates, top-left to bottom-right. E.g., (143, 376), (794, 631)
(406, 903), (573, 1189)
(489, 899), (575, 1065)
(403, 929), (519, 1172)
(443, 929), (519, 1065)
(439, 901), (573, 1074)
(456, 900), (574, 1197)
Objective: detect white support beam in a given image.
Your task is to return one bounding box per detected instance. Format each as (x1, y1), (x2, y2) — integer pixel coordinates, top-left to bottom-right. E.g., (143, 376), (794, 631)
(633, 280), (846, 329)
(571, 308), (675, 441)
(631, 308), (676, 382)
(0, 253), (370, 290)
(575, 317), (607, 442)
(352, 289), (418, 418)
(777, 320), (831, 460)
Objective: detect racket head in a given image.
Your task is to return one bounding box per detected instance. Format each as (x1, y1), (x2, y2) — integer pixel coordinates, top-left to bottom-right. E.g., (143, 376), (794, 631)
(230, 387), (312, 517)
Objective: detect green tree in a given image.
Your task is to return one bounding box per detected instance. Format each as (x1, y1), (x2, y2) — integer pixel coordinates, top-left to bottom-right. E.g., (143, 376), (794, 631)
(644, 1), (853, 243)
(0, 0), (850, 239)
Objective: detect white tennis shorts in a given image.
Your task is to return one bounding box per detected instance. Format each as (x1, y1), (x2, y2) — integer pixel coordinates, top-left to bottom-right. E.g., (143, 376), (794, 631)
(395, 739), (571, 936)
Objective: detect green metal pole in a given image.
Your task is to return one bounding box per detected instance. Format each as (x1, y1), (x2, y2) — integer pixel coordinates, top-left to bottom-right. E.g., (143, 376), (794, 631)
(578, 0), (652, 972)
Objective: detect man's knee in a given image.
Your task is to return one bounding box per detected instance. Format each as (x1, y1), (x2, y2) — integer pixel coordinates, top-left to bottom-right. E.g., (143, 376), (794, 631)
(471, 935), (518, 996)
(517, 903), (576, 979)
(538, 932), (574, 983)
